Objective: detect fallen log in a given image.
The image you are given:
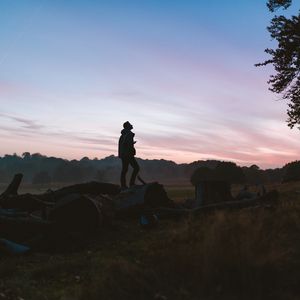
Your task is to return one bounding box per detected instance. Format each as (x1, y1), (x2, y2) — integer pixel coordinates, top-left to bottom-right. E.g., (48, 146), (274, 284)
(0, 174), (119, 216)
(1, 173), (23, 196)
(0, 194), (49, 213)
(0, 215), (51, 242)
(151, 190), (279, 220)
(113, 183), (174, 217)
(194, 190), (279, 213)
(41, 181), (120, 202)
(48, 194), (103, 232)
(0, 174), (51, 217)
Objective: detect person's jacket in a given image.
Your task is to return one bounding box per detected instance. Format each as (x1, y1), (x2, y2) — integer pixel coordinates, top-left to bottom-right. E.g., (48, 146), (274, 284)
(118, 129), (136, 158)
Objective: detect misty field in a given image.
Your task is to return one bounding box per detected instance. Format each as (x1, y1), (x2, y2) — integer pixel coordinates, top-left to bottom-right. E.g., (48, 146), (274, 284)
(0, 182), (300, 300)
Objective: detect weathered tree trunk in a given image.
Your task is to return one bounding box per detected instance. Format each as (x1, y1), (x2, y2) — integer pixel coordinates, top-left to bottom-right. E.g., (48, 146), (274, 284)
(0, 174), (119, 215)
(0, 194), (49, 213)
(155, 190), (279, 219)
(113, 183), (174, 217)
(0, 174), (49, 215)
(0, 215), (51, 242)
(48, 194), (103, 233)
(40, 181), (120, 203)
(194, 190), (279, 214)
(1, 173), (23, 196)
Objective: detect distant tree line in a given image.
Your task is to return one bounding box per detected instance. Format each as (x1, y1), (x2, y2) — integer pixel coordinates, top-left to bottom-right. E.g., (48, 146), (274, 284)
(0, 153), (298, 185)
(190, 161), (299, 186)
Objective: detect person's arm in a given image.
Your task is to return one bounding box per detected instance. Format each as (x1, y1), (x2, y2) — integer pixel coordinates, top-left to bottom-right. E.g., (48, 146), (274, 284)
(128, 132), (135, 146)
(128, 133), (136, 155)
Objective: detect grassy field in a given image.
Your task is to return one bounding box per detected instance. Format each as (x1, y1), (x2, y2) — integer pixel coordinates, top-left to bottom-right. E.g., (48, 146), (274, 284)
(0, 182), (300, 300)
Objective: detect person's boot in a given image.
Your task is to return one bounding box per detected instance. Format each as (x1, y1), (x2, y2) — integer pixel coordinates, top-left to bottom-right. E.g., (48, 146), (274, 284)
(129, 182), (138, 188)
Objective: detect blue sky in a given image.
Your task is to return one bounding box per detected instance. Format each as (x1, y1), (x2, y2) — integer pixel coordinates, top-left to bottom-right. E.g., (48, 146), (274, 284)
(0, 0), (299, 168)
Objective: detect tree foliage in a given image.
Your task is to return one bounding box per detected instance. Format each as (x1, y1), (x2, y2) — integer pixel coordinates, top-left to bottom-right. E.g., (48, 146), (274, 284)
(267, 0), (292, 12)
(190, 162), (245, 185)
(242, 165), (265, 184)
(257, 0), (300, 128)
(214, 161), (245, 183)
(282, 160), (300, 182)
(190, 167), (214, 185)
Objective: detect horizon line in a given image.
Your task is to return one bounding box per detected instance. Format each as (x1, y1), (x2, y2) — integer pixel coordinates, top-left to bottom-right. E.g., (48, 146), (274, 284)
(0, 152), (296, 171)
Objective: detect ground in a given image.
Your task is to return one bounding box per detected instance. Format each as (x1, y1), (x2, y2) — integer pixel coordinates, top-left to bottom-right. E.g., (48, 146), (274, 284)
(0, 182), (300, 300)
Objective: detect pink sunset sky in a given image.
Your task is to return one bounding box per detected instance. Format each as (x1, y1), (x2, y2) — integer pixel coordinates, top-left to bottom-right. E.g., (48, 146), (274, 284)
(0, 0), (299, 169)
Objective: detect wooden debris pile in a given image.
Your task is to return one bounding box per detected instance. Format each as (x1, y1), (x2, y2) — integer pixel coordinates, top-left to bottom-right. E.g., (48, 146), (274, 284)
(0, 174), (174, 253)
(0, 174), (280, 254)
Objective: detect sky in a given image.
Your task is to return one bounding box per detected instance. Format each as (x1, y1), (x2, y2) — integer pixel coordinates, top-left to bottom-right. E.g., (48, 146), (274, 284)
(0, 0), (299, 169)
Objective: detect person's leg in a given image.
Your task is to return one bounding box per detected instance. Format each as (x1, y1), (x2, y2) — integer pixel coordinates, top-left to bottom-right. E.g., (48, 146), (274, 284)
(129, 157), (140, 186)
(120, 157), (129, 188)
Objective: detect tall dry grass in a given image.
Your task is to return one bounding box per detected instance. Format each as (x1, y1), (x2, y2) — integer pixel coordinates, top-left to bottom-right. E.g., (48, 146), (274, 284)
(79, 204), (300, 300)
(1, 183), (299, 300)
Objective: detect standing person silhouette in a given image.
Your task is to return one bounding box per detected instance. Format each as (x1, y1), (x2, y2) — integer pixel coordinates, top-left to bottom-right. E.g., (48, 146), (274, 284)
(118, 121), (140, 189)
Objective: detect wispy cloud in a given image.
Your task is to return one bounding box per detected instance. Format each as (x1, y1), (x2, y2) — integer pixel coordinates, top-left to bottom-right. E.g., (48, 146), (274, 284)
(0, 112), (117, 155)
(0, 113), (44, 130)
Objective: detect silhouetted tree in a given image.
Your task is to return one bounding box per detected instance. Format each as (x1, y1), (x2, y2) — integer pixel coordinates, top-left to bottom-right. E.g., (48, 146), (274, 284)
(250, 164), (260, 170)
(215, 162), (245, 183)
(22, 152), (31, 159)
(191, 162), (245, 185)
(243, 165), (265, 184)
(282, 160), (300, 182)
(31, 153), (44, 159)
(267, 0), (292, 11)
(190, 167), (215, 185)
(80, 156), (90, 162)
(257, 0), (300, 128)
(184, 160), (219, 178)
(0, 153), (292, 184)
(264, 167), (285, 182)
